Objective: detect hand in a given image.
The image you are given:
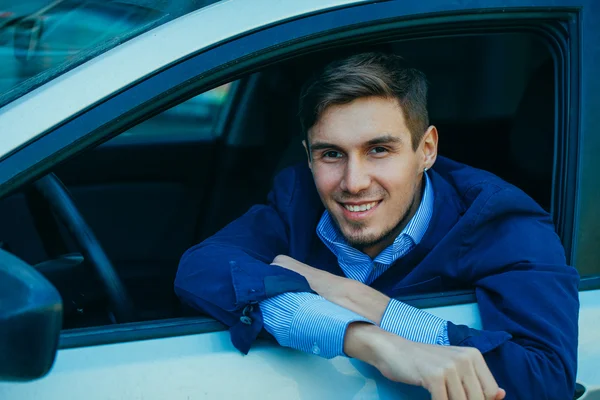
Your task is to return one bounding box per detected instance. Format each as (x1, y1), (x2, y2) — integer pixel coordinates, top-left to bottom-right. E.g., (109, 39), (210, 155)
(345, 323), (506, 400)
(382, 341), (506, 400)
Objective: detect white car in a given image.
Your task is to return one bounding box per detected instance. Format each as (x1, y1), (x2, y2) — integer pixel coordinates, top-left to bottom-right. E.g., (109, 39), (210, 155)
(0, 0), (598, 398)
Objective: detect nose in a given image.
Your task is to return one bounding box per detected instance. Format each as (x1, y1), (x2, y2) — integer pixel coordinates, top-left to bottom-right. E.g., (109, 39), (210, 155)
(340, 156), (371, 194)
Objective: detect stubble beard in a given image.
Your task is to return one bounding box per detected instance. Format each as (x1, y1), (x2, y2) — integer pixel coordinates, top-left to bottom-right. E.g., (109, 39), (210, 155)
(335, 189), (419, 252)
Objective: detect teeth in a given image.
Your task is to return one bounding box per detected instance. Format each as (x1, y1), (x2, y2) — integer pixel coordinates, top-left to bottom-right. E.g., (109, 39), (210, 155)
(344, 201), (378, 212)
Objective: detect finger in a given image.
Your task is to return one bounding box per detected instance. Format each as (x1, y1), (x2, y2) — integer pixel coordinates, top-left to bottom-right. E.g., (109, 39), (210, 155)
(495, 388), (506, 399)
(428, 379), (449, 400)
(472, 352), (501, 399)
(445, 369), (468, 400)
(461, 364), (484, 400)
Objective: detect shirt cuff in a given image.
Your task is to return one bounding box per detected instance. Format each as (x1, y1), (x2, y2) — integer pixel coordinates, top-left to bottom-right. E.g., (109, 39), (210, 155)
(260, 292), (372, 359)
(380, 299), (450, 345)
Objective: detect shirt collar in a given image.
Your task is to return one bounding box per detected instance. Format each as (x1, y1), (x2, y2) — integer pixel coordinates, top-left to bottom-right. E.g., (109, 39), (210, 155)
(316, 171), (434, 262)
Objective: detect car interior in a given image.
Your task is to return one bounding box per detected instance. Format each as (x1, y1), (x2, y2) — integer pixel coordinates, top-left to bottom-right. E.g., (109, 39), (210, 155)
(0, 31), (555, 330)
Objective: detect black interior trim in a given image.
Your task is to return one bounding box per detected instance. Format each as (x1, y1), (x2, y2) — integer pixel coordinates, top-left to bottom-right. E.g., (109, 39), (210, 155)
(579, 276), (600, 291)
(59, 276), (600, 350)
(562, 15), (581, 265)
(59, 316), (226, 349)
(547, 14), (579, 263)
(398, 290), (477, 309)
(58, 292), (479, 350)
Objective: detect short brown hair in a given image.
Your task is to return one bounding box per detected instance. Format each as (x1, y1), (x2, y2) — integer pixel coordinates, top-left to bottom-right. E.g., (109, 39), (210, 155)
(299, 52), (429, 151)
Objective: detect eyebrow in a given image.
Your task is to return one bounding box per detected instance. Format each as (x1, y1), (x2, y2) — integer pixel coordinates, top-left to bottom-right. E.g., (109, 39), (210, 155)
(309, 134), (403, 152)
(365, 134), (403, 146)
(309, 142), (341, 152)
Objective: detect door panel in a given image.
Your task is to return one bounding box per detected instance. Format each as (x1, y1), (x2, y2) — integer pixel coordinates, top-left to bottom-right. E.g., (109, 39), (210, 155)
(0, 303), (482, 400)
(576, 290), (600, 399)
(1, 295), (597, 399)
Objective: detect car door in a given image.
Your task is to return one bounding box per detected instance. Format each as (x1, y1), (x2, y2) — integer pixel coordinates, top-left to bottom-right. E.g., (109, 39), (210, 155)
(0, 0), (599, 399)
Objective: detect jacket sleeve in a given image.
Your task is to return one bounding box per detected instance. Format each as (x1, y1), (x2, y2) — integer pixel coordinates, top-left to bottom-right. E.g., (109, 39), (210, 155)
(450, 186), (580, 400)
(174, 167), (313, 354)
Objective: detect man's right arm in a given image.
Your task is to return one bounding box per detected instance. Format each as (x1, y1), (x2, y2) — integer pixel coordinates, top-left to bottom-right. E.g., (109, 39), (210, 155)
(175, 167), (315, 354)
(344, 323), (506, 400)
(262, 291), (505, 399)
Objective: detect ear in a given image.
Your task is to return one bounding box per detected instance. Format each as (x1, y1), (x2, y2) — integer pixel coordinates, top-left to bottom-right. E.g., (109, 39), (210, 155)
(302, 140), (312, 170)
(420, 125), (438, 171)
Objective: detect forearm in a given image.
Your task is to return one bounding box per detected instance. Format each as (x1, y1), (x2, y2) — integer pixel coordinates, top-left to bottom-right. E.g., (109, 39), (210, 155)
(272, 255), (389, 324)
(309, 274), (451, 347)
(314, 275), (390, 325)
(261, 292), (373, 359)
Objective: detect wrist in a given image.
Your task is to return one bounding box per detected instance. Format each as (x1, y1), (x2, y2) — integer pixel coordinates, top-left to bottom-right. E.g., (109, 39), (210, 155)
(343, 322), (399, 368)
(344, 322), (414, 380)
(343, 322), (380, 363)
(367, 328), (404, 373)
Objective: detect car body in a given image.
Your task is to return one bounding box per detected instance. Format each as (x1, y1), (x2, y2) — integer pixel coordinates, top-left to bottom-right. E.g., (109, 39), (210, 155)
(0, 0), (598, 398)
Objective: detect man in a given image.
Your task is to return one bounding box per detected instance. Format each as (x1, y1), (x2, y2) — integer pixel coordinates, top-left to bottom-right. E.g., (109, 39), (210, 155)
(175, 53), (579, 399)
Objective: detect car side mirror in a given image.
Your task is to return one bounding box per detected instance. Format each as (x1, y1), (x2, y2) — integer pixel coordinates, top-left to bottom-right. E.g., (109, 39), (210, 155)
(0, 249), (62, 381)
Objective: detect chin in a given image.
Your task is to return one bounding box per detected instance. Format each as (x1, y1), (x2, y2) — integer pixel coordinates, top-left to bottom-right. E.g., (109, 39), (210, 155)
(342, 229), (380, 247)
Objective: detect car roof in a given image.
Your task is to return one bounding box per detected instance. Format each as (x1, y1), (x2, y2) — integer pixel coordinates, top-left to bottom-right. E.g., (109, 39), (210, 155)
(0, 0), (365, 160)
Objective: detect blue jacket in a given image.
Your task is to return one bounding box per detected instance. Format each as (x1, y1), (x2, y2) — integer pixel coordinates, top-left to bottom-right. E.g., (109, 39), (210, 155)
(175, 156), (579, 399)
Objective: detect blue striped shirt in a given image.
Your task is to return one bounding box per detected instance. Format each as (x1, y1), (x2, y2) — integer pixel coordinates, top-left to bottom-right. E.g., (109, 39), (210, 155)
(261, 172), (449, 358)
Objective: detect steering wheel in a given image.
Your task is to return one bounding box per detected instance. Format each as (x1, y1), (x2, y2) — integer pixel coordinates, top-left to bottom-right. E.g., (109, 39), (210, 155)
(33, 173), (135, 323)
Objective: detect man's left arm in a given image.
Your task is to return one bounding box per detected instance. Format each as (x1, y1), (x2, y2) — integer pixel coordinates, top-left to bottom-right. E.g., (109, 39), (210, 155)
(448, 186), (580, 400)
(273, 187), (580, 400)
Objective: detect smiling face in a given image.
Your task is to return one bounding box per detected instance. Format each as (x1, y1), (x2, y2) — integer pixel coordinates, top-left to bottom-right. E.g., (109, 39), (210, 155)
(305, 96), (438, 258)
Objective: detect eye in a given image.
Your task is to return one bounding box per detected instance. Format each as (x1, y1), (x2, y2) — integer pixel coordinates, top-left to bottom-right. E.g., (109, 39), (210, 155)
(369, 146), (388, 155)
(323, 150), (342, 159)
